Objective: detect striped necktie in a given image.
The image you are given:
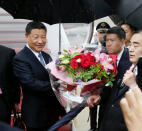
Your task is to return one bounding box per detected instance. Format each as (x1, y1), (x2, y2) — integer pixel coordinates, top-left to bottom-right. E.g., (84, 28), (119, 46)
(38, 53), (45, 67)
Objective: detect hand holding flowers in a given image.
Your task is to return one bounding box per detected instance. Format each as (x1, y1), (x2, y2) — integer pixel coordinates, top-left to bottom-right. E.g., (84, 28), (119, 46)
(47, 48), (117, 109)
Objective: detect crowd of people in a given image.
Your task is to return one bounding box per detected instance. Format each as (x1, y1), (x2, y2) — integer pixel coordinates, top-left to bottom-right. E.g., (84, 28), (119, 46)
(0, 20), (142, 131)
(88, 22), (142, 131)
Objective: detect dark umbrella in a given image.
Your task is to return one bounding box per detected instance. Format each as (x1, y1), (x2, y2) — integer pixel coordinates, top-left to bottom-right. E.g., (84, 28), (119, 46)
(0, 0), (113, 24)
(0, 0), (114, 129)
(105, 0), (142, 29)
(0, 0), (114, 53)
(48, 102), (86, 131)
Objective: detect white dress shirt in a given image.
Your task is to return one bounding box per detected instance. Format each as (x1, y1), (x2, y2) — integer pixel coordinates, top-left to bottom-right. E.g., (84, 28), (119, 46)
(116, 47), (124, 66)
(26, 44), (46, 66)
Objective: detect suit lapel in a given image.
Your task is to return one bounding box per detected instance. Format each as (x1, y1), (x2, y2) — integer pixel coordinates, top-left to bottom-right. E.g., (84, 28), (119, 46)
(113, 48), (132, 101)
(117, 48), (132, 78)
(23, 46), (49, 74)
(117, 48), (127, 72)
(41, 51), (52, 64)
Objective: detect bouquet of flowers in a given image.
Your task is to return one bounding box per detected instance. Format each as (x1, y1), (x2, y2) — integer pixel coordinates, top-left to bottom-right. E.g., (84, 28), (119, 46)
(47, 48), (117, 110)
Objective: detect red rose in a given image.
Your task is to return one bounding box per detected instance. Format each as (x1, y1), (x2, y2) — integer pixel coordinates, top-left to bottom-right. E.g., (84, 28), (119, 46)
(100, 65), (104, 71)
(88, 55), (95, 66)
(81, 54), (95, 68)
(70, 59), (79, 69)
(81, 57), (91, 68)
(74, 54), (83, 59)
(86, 52), (92, 56)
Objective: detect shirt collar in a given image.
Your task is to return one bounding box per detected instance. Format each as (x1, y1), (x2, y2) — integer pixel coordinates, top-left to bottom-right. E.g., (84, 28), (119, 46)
(117, 47), (124, 62)
(26, 44), (40, 58)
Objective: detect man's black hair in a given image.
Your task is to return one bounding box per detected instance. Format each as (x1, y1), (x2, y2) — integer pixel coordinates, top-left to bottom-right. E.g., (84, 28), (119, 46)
(106, 26), (126, 40)
(119, 22), (137, 32)
(25, 21), (47, 35)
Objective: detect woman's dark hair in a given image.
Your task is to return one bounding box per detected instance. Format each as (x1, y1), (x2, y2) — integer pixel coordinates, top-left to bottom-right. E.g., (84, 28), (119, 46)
(25, 21), (47, 35)
(106, 26), (126, 40)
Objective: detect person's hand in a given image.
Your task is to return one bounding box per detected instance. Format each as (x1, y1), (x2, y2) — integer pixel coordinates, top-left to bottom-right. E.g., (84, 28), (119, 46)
(120, 87), (142, 131)
(87, 95), (101, 108)
(123, 70), (137, 88)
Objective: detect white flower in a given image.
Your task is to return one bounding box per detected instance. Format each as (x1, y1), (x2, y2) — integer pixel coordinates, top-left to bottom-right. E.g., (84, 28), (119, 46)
(108, 58), (112, 62)
(105, 83), (110, 86)
(107, 72), (110, 75)
(76, 58), (81, 63)
(58, 54), (64, 59)
(62, 59), (70, 64)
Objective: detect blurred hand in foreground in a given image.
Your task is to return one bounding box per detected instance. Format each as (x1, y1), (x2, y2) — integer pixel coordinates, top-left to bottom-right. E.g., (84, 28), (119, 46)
(120, 87), (142, 131)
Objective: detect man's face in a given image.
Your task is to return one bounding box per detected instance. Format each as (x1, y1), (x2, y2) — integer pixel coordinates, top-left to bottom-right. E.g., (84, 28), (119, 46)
(98, 32), (106, 43)
(121, 24), (134, 43)
(121, 24), (134, 41)
(129, 33), (142, 64)
(106, 34), (125, 55)
(26, 29), (46, 53)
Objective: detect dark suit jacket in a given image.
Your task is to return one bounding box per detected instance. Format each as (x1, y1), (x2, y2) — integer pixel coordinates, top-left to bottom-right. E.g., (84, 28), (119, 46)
(99, 48), (132, 131)
(13, 46), (65, 129)
(0, 45), (20, 110)
(137, 57), (142, 89)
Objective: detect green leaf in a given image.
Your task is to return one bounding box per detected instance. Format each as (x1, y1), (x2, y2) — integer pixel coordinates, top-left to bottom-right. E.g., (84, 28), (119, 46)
(63, 49), (68, 53)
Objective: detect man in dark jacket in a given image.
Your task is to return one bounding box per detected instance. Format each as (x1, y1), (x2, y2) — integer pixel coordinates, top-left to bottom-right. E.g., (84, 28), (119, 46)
(88, 27), (132, 131)
(0, 45), (20, 124)
(122, 30), (142, 89)
(120, 30), (142, 131)
(13, 21), (65, 131)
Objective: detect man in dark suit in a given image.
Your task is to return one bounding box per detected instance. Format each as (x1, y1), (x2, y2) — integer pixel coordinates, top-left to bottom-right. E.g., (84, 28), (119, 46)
(0, 45), (20, 124)
(13, 21), (66, 131)
(123, 30), (142, 89)
(88, 27), (132, 131)
(120, 30), (142, 131)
